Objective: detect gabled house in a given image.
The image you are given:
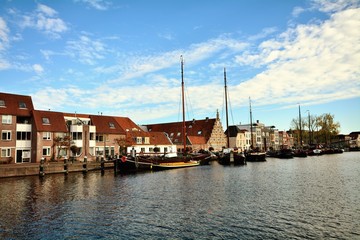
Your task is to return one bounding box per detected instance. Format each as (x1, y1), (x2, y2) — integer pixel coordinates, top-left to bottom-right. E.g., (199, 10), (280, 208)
(0, 92), (34, 163)
(349, 131), (360, 150)
(143, 112), (227, 152)
(90, 115), (125, 159)
(114, 117), (176, 156)
(32, 110), (68, 162)
(225, 126), (249, 151)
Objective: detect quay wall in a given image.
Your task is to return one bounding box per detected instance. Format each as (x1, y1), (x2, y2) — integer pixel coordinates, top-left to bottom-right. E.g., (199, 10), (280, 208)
(0, 162), (114, 178)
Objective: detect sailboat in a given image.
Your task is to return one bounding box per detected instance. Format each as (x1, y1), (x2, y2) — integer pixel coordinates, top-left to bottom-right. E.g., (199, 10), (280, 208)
(245, 98), (266, 162)
(149, 56), (200, 170)
(218, 68), (246, 165)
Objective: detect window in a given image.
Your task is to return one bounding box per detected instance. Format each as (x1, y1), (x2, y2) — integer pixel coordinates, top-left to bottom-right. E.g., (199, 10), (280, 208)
(1, 148), (11, 157)
(2, 115), (12, 124)
(17, 131), (31, 140)
(144, 137), (149, 144)
(177, 132), (181, 136)
(43, 147), (51, 156)
(170, 133), (174, 137)
(197, 130), (202, 135)
(43, 132), (51, 140)
(90, 132), (95, 140)
(136, 137), (142, 144)
(109, 122), (115, 128)
(1, 131), (11, 140)
(42, 117), (50, 124)
(19, 102), (27, 108)
(0, 100), (5, 107)
(140, 148), (145, 153)
(96, 134), (104, 142)
(72, 132), (82, 140)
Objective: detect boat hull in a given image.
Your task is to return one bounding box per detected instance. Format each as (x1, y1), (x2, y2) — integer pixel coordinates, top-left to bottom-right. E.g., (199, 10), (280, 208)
(246, 152), (266, 162)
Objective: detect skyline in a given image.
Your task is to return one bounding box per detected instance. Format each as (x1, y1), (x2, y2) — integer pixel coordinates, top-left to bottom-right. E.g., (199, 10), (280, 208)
(0, 0), (359, 134)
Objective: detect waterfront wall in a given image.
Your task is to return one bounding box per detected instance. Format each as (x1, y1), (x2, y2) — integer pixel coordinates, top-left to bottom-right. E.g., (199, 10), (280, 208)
(0, 161), (114, 178)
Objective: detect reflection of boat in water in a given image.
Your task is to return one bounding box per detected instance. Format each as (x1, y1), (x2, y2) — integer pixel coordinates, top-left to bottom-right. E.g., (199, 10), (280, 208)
(267, 149), (294, 159)
(293, 149), (308, 158)
(218, 68), (246, 166)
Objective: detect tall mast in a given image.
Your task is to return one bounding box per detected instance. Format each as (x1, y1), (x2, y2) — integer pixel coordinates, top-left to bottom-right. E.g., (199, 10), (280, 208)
(298, 104), (302, 147)
(224, 68), (229, 148)
(181, 56), (186, 152)
(249, 97), (253, 148)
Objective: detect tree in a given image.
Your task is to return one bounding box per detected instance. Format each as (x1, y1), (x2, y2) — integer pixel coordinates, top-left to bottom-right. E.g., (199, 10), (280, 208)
(114, 135), (133, 155)
(52, 135), (71, 161)
(290, 117), (307, 146)
(316, 113), (340, 145)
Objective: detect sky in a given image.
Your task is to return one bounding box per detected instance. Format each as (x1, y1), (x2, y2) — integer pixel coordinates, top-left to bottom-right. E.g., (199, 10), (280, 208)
(0, 0), (359, 134)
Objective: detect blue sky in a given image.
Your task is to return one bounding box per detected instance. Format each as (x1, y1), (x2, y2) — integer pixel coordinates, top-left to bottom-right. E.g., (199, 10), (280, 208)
(0, 0), (359, 134)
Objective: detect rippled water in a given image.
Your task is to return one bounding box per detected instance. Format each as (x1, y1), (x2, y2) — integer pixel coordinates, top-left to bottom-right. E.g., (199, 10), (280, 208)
(1, 152), (359, 239)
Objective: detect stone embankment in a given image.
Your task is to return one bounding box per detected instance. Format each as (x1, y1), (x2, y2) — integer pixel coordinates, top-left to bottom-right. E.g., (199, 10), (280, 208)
(0, 161), (114, 178)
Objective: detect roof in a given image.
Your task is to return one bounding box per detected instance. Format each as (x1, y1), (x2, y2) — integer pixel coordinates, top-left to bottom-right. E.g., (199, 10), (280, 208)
(188, 136), (207, 145)
(113, 116), (143, 133)
(144, 117), (216, 144)
(0, 92), (34, 117)
(225, 125), (248, 137)
(32, 110), (68, 132)
(90, 115), (125, 134)
(149, 132), (173, 145)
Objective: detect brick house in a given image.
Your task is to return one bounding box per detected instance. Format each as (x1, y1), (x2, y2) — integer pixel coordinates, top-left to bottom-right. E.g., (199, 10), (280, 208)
(0, 93), (34, 164)
(32, 110), (68, 163)
(143, 111), (227, 152)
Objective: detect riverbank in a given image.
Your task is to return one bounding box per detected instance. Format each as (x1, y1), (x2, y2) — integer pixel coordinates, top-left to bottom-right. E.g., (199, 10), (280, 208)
(0, 161), (114, 178)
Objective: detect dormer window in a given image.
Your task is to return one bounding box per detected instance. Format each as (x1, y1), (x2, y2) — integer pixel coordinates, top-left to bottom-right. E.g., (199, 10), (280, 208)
(19, 102), (27, 109)
(109, 122), (115, 128)
(0, 100), (5, 107)
(42, 117), (50, 124)
(197, 130), (202, 135)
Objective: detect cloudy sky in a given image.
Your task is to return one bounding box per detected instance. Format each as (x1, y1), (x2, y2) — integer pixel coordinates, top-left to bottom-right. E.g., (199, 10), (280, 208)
(0, 0), (359, 134)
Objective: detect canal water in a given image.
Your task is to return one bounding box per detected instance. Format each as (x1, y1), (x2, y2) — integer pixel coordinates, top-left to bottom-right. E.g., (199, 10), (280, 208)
(0, 152), (359, 239)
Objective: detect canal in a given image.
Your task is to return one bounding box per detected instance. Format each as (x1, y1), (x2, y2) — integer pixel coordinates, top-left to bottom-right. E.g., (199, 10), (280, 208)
(0, 152), (359, 239)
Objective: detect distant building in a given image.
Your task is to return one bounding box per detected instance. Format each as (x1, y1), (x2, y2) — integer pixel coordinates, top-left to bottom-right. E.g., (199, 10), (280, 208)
(143, 111), (227, 152)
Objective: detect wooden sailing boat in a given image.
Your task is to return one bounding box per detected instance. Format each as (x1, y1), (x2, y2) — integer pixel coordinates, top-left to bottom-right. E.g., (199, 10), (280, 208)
(218, 68), (246, 165)
(150, 56), (200, 170)
(245, 97), (266, 162)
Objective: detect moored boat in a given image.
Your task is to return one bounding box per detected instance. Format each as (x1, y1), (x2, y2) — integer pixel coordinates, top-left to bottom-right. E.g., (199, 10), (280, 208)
(246, 151), (266, 161)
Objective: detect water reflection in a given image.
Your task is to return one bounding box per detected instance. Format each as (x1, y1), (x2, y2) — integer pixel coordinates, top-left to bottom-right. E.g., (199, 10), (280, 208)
(0, 152), (359, 239)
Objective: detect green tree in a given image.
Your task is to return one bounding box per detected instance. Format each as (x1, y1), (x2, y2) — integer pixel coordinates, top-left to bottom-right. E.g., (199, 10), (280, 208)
(316, 113), (340, 145)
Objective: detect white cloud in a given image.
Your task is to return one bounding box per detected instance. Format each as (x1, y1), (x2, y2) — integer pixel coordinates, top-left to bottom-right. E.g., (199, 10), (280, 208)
(21, 4), (68, 38)
(66, 35), (107, 65)
(33, 64), (44, 74)
(234, 7), (360, 108)
(0, 17), (9, 51)
(75, 0), (112, 10)
(311, 0), (359, 13)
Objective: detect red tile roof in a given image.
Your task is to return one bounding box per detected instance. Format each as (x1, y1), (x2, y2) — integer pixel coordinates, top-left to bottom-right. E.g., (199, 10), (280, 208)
(149, 131), (173, 145)
(113, 116), (143, 133)
(90, 115), (125, 134)
(32, 110), (68, 132)
(188, 136), (207, 145)
(144, 118), (216, 144)
(0, 92), (34, 117)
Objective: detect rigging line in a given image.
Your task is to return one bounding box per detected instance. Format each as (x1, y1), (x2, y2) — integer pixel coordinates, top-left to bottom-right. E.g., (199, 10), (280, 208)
(184, 83), (195, 121)
(227, 90), (235, 125)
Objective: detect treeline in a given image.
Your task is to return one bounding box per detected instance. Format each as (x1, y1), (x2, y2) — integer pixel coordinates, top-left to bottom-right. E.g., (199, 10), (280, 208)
(291, 113), (340, 146)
